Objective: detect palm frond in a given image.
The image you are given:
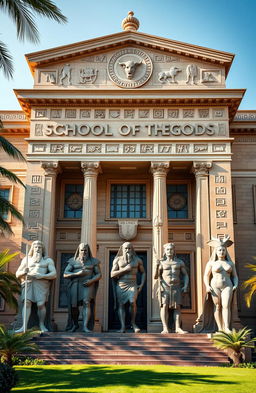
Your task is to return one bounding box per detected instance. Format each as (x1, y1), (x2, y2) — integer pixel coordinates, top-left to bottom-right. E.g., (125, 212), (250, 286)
(0, 135), (25, 161)
(0, 40), (13, 78)
(0, 167), (25, 186)
(0, 195), (24, 222)
(212, 328), (256, 352)
(0, 215), (13, 235)
(0, 0), (40, 42)
(243, 263), (256, 307)
(0, 249), (19, 268)
(24, 0), (67, 23)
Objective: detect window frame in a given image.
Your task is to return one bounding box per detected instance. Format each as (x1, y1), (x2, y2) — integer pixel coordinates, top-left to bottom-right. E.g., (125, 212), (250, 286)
(59, 180), (83, 220)
(166, 180), (192, 221)
(106, 179), (151, 221)
(0, 185), (14, 223)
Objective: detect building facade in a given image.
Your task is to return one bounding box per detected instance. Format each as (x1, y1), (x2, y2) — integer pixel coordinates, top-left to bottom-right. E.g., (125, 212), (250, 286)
(1, 13), (256, 332)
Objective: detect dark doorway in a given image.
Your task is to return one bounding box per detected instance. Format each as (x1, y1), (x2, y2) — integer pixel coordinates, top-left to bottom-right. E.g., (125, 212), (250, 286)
(108, 251), (147, 331)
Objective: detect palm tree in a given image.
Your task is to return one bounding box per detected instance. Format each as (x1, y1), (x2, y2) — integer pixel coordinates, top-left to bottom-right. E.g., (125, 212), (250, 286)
(242, 263), (256, 307)
(0, 120), (25, 235)
(0, 325), (39, 367)
(212, 328), (256, 366)
(0, 249), (21, 311)
(0, 0), (67, 78)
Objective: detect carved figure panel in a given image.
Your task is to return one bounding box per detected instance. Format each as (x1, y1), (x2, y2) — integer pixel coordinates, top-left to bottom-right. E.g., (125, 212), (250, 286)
(158, 66), (181, 84)
(59, 64), (72, 85)
(79, 68), (98, 84)
(186, 64), (198, 85)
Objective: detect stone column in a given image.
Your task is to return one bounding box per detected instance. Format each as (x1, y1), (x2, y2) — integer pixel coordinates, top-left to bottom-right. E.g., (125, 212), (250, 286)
(192, 161), (212, 332)
(41, 161), (61, 258)
(151, 162), (169, 322)
(81, 162), (101, 256)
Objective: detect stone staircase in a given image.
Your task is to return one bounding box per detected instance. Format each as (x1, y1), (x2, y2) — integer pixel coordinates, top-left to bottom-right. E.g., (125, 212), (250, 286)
(33, 332), (229, 366)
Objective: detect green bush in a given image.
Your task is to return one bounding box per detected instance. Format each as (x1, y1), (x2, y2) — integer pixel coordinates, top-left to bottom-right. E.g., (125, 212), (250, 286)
(0, 362), (18, 392)
(10, 356), (45, 365)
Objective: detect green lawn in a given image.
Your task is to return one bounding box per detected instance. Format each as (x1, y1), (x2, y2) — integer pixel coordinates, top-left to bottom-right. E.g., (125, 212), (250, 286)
(13, 365), (256, 393)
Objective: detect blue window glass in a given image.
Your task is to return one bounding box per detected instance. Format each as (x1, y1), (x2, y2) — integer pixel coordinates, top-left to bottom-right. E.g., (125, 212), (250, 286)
(0, 189), (10, 220)
(110, 184), (146, 218)
(64, 184), (83, 218)
(167, 184), (188, 219)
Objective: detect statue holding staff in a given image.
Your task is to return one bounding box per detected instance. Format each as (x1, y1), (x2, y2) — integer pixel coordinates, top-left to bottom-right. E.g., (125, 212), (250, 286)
(15, 240), (56, 332)
(111, 242), (146, 333)
(203, 236), (238, 332)
(63, 243), (101, 333)
(154, 242), (189, 334)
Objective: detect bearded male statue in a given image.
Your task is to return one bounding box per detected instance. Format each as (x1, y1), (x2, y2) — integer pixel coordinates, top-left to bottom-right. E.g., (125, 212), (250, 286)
(15, 240), (56, 332)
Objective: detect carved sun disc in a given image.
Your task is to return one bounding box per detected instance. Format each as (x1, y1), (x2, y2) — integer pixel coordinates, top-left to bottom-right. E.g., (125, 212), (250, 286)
(66, 193), (83, 210)
(168, 193), (187, 211)
(108, 48), (153, 88)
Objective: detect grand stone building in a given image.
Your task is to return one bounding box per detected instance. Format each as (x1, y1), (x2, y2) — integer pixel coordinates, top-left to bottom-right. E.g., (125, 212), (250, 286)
(1, 13), (255, 332)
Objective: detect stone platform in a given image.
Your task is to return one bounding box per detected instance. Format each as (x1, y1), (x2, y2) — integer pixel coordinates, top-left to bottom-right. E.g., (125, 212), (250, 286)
(33, 332), (229, 366)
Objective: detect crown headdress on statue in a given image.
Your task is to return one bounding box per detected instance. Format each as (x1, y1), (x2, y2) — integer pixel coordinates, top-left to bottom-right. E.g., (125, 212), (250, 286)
(207, 235), (233, 248)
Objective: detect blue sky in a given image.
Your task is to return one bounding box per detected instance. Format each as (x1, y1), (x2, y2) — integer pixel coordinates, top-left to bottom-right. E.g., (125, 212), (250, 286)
(0, 0), (255, 110)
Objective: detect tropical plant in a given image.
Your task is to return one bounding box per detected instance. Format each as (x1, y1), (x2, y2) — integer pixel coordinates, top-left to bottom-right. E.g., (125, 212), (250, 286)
(242, 263), (256, 307)
(0, 249), (20, 311)
(0, 325), (39, 367)
(212, 328), (256, 367)
(0, 122), (26, 235)
(0, 362), (18, 393)
(0, 0), (67, 78)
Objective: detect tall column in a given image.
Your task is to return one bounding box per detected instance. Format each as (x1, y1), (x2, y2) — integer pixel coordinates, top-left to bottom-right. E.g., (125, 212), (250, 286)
(81, 161), (101, 256)
(192, 161), (212, 331)
(151, 162), (169, 322)
(41, 161), (61, 258)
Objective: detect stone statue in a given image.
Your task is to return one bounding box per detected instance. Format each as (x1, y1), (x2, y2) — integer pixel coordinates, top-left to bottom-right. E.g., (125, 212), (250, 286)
(15, 240), (56, 332)
(63, 243), (101, 333)
(110, 242), (146, 333)
(59, 64), (72, 85)
(158, 66), (182, 84)
(154, 243), (189, 334)
(119, 60), (142, 79)
(186, 64), (198, 85)
(203, 236), (238, 332)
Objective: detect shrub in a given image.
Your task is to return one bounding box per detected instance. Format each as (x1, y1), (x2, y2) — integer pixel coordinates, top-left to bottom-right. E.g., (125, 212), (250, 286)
(0, 362), (18, 392)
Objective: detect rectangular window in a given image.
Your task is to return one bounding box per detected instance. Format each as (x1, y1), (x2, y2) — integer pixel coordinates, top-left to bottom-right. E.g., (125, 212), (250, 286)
(110, 184), (146, 218)
(0, 188), (10, 220)
(167, 184), (188, 219)
(64, 184), (83, 218)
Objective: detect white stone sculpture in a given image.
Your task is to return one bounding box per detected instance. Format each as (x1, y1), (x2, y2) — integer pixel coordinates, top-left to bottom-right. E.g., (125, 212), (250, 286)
(158, 66), (181, 83)
(186, 64), (198, 85)
(119, 60), (142, 79)
(59, 64), (72, 85)
(16, 240), (56, 332)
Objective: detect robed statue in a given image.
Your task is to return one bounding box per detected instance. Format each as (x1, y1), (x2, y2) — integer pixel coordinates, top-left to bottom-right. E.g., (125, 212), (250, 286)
(64, 243), (101, 333)
(110, 242), (146, 333)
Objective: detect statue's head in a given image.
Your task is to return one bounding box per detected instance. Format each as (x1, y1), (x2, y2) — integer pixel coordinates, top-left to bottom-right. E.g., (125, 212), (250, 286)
(163, 242), (175, 259)
(122, 242), (134, 256)
(216, 245), (227, 259)
(28, 240), (45, 258)
(119, 60), (142, 79)
(75, 243), (92, 260)
(207, 235), (233, 262)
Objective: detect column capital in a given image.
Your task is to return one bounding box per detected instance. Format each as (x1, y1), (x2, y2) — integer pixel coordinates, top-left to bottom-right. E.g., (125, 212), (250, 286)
(41, 161), (61, 176)
(81, 161), (102, 176)
(151, 161), (170, 176)
(192, 161), (212, 177)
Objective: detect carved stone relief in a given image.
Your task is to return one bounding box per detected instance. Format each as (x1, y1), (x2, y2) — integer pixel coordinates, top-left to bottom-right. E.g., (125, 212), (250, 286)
(216, 198), (226, 206)
(39, 71), (57, 84)
(35, 109), (47, 118)
(79, 68), (98, 84)
(168, 109), (179, 118)
(51, 109), (62, 119)
(35, 124), (43, 136)
(158, 66), (181, 84)
(65, 109), (76, 118)
(31, 175), (42, 184)
(59, 64), (72, 85)
(201, 70), (220, 83)
(186, 64), (198, 85)
(108, 48), (153, 88)
(80, 110), (91, 118)
(124, 109), (135, 118)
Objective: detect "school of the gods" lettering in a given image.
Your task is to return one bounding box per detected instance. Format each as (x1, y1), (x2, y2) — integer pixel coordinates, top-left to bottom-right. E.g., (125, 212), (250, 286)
(43, 123), (218, 137)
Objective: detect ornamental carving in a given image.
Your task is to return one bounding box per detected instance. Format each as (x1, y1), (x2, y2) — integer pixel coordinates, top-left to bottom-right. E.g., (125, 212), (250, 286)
(118, 220), (138, 241)
(66, 193), (83, 211)
(108, 48), (153, 88)
(41, 161), (61, 176)
(158, 66), (181, 84)
(192, 161), (212, 176)
(79, 68), (98, 84)
(168, 193), (187, 211)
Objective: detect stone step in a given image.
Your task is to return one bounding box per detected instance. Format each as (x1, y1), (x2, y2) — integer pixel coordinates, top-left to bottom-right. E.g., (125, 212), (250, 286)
(32, 332), (228, 366)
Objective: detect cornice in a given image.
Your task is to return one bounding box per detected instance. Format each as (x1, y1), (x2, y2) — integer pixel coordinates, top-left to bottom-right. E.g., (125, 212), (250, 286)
(25, 31), (234, 76)
(14, 88), (245, 120)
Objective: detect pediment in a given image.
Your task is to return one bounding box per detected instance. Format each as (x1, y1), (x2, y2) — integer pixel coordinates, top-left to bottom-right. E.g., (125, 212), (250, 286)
(26, 31), (234, 91)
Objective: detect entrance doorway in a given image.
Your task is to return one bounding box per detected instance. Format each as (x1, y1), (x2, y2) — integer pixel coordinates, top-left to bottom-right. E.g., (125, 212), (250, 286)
(108, 251), (147, 331)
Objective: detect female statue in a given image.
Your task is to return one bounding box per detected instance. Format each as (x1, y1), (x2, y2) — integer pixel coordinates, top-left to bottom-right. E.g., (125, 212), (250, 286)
(64, 243), (101, 333)
(203, 236), (238, 332)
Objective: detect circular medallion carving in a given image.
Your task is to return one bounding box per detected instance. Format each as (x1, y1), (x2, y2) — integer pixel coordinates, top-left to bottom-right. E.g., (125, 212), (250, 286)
(168, 193), (187, 211)
(108, 48), (153, 88)
(66, 193), (83, 210)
